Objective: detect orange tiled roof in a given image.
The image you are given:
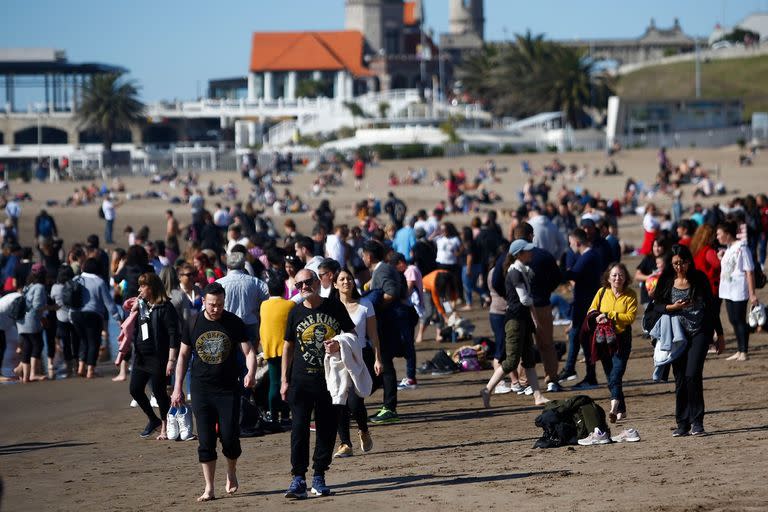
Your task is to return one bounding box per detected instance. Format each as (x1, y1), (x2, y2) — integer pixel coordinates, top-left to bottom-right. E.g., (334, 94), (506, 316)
(250, 31), (372, 77)
(404, 2), (417, 26)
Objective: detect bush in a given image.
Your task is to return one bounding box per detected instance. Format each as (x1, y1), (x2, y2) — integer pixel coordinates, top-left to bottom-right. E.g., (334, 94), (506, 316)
(500, 144), (518, 154)
(737, 137), (746, 149)
(468, 145), (490, 155)
(372, 144), (396, 160)
(337, 126), (355, 139)
(430, 145), (445, 157)
(524, 146), (538, 154)
(546, 144), (559, 153)
(397, 144), (427, 159)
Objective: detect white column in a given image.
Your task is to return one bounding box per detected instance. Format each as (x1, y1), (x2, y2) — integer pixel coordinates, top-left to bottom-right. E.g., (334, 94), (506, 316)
(247, 72), (257, 101)
(345, 74), (354, 99)
(334, 71), (345, 101)
(286, 71), (297, 101)
(247, 121), (258, 146)
(264, 72), (274, 102)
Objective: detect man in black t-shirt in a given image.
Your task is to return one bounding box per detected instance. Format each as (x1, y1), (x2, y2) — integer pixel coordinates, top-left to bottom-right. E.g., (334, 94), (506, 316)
(281, 269), (354, 499)
(172, 282), (256, 503)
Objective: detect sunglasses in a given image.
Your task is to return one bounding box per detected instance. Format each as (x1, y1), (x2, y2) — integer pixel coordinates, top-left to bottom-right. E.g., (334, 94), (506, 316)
(295, 277), (315, 289)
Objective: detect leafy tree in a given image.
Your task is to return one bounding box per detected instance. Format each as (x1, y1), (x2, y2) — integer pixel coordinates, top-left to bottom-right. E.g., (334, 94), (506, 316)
(76, 73), (144, 154)
(457, 33), (615, 127)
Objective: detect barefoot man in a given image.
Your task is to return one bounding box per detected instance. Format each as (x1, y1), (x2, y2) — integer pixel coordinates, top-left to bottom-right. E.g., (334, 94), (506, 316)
(171, 282), (256, 502)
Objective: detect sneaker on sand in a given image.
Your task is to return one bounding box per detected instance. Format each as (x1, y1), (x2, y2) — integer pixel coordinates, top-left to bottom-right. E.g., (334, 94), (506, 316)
(546, 382), (564, 392)
(333, 443), (353, 458)
(397, 377), (417, 390)
(572, 379), (598, 390)
(150, 395), (159, 408)
(578, 427), (611, 446)
(369, 408), (399, 424)
(690, 425), (706, 436)
(140, 418), (162, 439)
(166, 407), (180, 441)
(557, 368), (578, 383)
(358, 430), (373, 452)
(130, 399), (138, 408)
(493, 381), (512, 394)
(310, 475), (331, 496)
(480, 388), (491, 408)
(672, 426), (690, 437)
(611, 428), (641, 443)
(285, 476), (307, 499)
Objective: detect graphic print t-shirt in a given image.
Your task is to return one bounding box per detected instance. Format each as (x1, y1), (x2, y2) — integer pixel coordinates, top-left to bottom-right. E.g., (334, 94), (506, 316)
(284, 298), (355, 387)
(183, 310), (246, 392)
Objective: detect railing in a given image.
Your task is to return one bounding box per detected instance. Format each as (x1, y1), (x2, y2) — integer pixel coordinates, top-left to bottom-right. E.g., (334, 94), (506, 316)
(614, 125), (752, 149)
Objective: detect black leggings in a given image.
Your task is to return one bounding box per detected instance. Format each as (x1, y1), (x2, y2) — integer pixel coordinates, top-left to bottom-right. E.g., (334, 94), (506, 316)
(337, 345), (375, 446)
(44, 318), (56, 359)
(672, 328), (712, 429)
(57, 321), (79, 362)
(20, 332), (44, 363)
(129, 364), (170, 425)
(289, 384), (337, 477)
(724, 299), (749, 353)
(71, 311), (103, 366)
(191, 386), (242, 463)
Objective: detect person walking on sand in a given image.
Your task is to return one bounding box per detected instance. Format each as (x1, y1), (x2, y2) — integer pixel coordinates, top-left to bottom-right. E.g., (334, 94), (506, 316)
(281, 269), (355, 499)
(481, 240), (549, 407)
(171, 282), (257, 502)
(101, 194), (119, 245)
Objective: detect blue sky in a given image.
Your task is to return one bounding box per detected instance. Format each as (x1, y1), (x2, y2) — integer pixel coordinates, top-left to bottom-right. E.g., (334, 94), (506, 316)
(3, 0), (766, 102)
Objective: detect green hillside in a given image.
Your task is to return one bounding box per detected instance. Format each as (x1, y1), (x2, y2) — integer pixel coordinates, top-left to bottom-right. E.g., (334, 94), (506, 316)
(617, 54), (768, 119)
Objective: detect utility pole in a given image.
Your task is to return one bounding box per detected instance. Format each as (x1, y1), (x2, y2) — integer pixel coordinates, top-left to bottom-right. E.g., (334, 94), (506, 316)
(695, 40), (701, 98)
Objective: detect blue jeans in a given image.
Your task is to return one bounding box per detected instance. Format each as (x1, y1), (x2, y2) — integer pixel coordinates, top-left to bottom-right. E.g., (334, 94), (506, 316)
(489, 313), (506, 361)
(104, 219), (114, 244)
(461, 263), (485, 305)
(550, 293), (571, 320)
(759, 234), (767, 267)
(598, 330), (632, 413)
(564, 305), (596, 382)
(404, 339), (416, 380)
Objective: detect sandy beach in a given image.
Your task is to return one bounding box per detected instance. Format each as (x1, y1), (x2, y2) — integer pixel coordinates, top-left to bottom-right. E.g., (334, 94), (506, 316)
(2, 146), (768, 511)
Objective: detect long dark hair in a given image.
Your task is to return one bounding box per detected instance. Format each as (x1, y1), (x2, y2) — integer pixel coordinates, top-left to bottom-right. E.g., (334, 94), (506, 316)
(655, 244), (703, 299)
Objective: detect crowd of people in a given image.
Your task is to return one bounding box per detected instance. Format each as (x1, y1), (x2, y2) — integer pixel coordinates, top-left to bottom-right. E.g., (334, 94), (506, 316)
(0, 149), (766, 500)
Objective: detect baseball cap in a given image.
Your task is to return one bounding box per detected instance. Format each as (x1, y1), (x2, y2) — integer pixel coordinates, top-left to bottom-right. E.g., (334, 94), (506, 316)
(508, 239), (535, 256)
(580, 218), (596, 229)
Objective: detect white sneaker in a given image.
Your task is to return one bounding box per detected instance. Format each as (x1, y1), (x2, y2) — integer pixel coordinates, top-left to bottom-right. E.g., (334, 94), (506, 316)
(397, 377), (417, 390)
(177, 406), (194, 441)
(493, 381), (512, 394)
(523, 386), (534, 396)
(130, 399), (138, 408)
(578, 427), (611, 446)
(611, 428), (641, 443)
(166, 407), (180, 440)
(510, 383), (525, 393)
(150, 395), (159, 408)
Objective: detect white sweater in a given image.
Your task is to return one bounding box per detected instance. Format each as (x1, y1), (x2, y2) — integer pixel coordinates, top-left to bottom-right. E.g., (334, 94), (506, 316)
(324, 332), (373, 405)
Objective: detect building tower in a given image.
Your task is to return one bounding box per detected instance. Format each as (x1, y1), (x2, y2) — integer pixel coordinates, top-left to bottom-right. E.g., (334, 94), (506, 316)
(448, 0), (484, 39)
(345, 0), (405, 55)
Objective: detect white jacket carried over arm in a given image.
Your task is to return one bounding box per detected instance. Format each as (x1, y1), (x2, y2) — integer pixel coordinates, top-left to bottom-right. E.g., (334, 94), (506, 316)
(324, 332), (373, 405)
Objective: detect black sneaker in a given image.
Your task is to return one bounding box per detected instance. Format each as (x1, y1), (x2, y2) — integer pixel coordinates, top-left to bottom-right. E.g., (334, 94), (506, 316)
(557, 368), (578, 383)
(571, 379), (598, 390)
(140, 418), (162, 438)
(690, 425), (706, 436)
(672, 426), (690, 437)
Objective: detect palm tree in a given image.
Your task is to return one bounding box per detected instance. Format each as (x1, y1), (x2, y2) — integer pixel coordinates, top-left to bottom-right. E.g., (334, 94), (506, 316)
(457, 33), (615, 127)
(76, 72), (144, 155)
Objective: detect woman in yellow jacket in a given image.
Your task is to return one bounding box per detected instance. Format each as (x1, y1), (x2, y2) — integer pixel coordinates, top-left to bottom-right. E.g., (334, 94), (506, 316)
(588, 262), (638, 423)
